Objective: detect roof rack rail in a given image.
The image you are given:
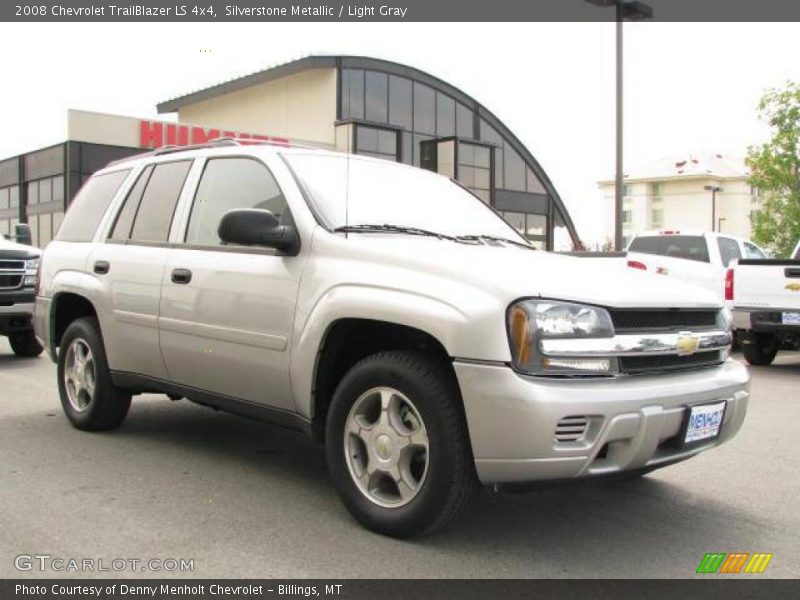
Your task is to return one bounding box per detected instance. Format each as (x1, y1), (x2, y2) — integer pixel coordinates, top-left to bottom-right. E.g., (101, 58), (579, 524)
(106, 137), (325, 167)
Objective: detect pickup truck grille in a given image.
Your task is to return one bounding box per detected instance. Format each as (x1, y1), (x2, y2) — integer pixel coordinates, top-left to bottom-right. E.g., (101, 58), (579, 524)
(619, 351), (723, 374)
(609, 309), (718, 332)
(0, 259), (26, 290)
(0, 274), (24, 290)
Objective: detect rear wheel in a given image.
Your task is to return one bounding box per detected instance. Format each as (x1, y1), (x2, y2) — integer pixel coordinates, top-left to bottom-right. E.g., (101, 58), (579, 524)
(57, 317), (131, 431)
(742, 333), (779, 366)
(326, 351), (479, 537)
(9, 330), (43, 357)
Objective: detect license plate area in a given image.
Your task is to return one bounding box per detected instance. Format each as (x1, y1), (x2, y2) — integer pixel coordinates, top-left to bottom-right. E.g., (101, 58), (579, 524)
(781, 311), (800, 325)
(679, 401), (727, 446)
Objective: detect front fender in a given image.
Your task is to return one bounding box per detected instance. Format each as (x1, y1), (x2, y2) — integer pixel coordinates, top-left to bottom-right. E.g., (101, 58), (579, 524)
(289, 283), (509, 418)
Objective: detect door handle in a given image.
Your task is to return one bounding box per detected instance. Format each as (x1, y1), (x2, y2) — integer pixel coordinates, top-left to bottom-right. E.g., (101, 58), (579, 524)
(171, 268), (192, 285)
(93, 260), (110, 275)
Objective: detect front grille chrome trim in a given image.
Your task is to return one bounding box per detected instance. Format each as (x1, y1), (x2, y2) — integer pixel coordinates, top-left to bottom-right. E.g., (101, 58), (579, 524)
(540, 330), (731, 358)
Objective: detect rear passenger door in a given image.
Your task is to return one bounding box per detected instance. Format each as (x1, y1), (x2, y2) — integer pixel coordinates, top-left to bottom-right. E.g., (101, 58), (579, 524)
(90, 160), (192, 379)
(157, 156), (304, 412)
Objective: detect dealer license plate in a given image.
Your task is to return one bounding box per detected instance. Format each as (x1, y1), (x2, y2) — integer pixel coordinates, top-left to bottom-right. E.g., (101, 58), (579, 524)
(684, 401), (726, 444)
(782, 311), (800, 325)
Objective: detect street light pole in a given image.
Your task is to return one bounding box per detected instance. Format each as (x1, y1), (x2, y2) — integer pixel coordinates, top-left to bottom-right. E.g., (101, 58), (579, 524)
(615, 2), (624, 251)
(584, 0), (653, 250)
(704, 184), (723, 231)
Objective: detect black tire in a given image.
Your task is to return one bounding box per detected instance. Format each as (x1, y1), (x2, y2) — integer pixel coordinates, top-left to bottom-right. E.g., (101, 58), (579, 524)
(57, 317), (131, 431)
(741, 333), (779, 366)
(326, 350), (479, 538)
(9, 330), (43, 358)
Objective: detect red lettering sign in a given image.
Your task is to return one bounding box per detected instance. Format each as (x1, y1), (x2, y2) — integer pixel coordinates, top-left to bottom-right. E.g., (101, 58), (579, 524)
(138, 120), (291, 149)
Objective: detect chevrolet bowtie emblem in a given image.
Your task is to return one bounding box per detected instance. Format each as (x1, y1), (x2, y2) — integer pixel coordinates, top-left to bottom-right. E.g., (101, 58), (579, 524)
(785, 283), (800, 292)
(676, 332), (700, 356)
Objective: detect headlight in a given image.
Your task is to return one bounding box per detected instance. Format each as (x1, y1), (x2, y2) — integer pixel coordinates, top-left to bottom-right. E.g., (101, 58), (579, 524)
(25, 258), (40, 270)
(507, 299), (615, 376)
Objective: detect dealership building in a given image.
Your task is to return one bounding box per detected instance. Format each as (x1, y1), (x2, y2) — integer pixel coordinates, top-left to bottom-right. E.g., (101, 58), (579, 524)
(1, 55), (579, 250)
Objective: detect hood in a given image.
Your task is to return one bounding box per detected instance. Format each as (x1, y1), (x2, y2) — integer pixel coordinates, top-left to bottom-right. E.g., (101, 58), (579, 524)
(322, 234), (722, 310)
(0, 237), (40, 259)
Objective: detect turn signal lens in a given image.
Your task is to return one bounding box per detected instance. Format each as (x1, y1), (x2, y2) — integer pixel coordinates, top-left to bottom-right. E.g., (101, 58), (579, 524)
(508, 305), (531, 365)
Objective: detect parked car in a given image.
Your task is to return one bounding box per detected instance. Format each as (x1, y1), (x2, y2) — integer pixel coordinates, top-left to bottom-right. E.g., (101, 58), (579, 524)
(1, 226), (43, 357)
(730, 250), (800, 365)
(35, 141), (749, 537)
(625, 230), (767, 303)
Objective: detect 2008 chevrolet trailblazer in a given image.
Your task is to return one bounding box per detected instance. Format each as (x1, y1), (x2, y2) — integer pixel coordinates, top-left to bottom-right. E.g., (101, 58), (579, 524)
(34, 140), (749, 537)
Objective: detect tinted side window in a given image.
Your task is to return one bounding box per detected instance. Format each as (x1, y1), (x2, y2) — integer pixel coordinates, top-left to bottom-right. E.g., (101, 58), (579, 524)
(129, 161), (191, 242)
(185, 158), (288, 246)
(717, 237), (742, 266)
(629, 235), (710, 263)
(109, 165), (153, 241)
(56, 170), (130, 242)
(743, 242), (765, 259)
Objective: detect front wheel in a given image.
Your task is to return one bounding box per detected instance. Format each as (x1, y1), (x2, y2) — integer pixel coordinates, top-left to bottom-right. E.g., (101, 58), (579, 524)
(57, 317), (131, 431)
(9, 330), (43, 357)
(742, 333), (779, 366)
(325, 351), (479, 538)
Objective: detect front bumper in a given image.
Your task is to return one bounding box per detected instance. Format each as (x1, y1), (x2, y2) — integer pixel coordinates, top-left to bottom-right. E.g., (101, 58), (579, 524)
(455, 358), (749, 484)
(0, 290), (35, 334)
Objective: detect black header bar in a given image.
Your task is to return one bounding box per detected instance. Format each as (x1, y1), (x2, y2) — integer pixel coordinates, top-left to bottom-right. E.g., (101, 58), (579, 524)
(3, 0), (800, 22)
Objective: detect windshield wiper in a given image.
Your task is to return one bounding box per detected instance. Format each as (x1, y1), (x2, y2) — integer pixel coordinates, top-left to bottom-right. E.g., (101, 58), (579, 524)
(333, 224), (459, 241)
(455, 234), (536, 250)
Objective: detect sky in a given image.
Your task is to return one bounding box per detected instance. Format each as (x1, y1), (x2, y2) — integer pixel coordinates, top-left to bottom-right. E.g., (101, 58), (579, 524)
(0, 22), (798, 245)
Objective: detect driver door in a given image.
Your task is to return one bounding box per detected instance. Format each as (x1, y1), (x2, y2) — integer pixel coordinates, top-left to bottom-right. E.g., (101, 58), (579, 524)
(158, 156), (304, 411)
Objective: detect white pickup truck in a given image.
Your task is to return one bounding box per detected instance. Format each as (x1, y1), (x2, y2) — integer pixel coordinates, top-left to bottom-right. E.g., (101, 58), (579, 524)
(731, 255), (800, 365)
(626, 231), (767, 303)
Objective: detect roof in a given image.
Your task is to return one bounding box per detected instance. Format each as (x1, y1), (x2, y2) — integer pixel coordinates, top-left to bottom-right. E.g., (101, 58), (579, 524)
(599, 153), (749, 185)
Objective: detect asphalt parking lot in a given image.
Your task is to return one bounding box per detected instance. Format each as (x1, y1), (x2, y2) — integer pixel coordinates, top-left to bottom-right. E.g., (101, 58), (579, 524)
(1, 339), (798, 579)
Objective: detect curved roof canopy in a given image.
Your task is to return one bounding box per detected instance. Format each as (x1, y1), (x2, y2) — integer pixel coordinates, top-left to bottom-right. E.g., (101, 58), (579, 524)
(157, 55), (579, 246)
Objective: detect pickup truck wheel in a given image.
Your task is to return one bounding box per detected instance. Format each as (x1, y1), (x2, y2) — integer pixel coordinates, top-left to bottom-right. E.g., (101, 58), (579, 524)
(9, 330), (43, 357)
(326, 351), (479, 538)
(742, 333), (779, 366)
(57, 317), (131, 431)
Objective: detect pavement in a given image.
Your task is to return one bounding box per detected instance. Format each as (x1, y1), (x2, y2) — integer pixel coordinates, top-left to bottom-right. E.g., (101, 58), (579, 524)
(1, 338), (798, 579)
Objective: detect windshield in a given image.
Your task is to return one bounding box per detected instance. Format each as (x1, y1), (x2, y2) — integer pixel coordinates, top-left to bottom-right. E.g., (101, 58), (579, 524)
(284, 153), (527, 241)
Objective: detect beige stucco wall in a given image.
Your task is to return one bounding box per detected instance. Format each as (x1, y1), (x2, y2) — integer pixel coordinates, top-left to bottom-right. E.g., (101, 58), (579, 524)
(176, 68), (338, 146)
(600, 176), (758, 243)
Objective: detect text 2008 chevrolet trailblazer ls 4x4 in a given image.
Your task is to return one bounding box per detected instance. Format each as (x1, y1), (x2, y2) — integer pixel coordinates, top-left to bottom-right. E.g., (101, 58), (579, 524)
(34, 141), (749, 537)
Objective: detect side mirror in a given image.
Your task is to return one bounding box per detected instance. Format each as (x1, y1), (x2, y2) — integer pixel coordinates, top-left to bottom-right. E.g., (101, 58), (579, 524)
(13, 223), (32, 247)
(218, 209), (300, 255)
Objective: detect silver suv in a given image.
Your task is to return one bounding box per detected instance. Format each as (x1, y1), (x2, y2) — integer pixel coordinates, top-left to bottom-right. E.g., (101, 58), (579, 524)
(35, 140), (749, 537)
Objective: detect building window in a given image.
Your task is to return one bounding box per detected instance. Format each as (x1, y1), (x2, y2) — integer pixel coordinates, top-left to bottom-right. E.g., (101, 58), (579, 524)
(436, 93), (455, 138)
(412, 82), (436, 135)
(621, 184), (631, 198)
(388, 75), (412, 130)
(622, 209), (632, 224)
(501, 211), (547, 246)
(364, 71), (388, 123)
(457, 142), (492, 204)
(650, 182), (662, 199)
(651, 208), (664, 228)
(355, 125), (399, 162)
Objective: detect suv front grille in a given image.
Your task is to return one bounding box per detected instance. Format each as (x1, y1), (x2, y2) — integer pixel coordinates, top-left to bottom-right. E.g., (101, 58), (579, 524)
(609, 309), (718, 332)
(619, 351), (723, 374)
(554, 416), (590, 442)
(0, 260), (25, 271)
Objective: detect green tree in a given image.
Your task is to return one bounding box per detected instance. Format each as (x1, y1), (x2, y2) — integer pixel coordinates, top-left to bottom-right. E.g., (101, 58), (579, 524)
(747, 81), (800, 257)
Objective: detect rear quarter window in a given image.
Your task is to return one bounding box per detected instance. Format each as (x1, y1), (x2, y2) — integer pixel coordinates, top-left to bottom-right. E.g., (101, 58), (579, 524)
(55, 170), (130, 242)
(629, 235), (710, 263)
